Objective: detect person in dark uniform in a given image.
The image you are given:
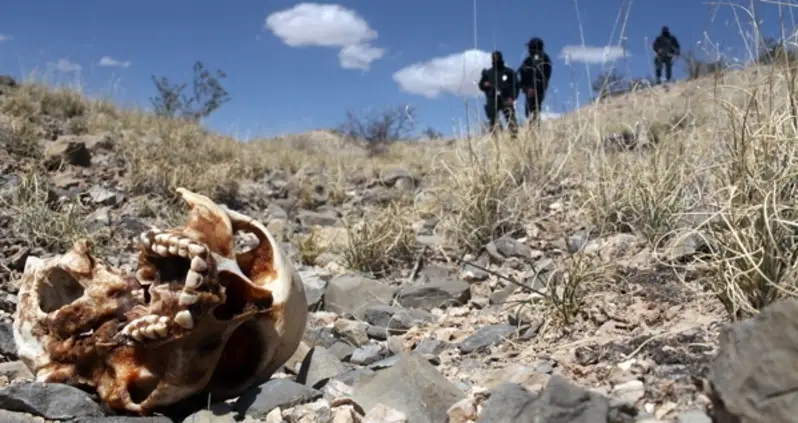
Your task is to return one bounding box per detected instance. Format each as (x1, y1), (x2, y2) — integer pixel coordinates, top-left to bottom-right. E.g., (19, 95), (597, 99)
(517, 37), (553, 125)
(478, 51), (519, 137)
(652, 26), (681, 84)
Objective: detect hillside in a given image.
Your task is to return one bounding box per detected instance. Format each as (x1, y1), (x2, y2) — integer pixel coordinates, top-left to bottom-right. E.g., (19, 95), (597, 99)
(0, 64), (797, 422)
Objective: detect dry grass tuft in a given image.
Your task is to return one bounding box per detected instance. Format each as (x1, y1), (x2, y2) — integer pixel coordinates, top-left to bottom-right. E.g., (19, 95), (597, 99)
(343, 202), (418, 276)
(0, 169), (93, 250)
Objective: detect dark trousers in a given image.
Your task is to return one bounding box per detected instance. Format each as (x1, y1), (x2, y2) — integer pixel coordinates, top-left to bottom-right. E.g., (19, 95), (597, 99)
(523, 87), (546, 123)
(485, 98), (518, 137)
(654, 55), (673, 83)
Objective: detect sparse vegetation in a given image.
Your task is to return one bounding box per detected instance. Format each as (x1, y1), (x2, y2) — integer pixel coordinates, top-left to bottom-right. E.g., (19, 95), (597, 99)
(149, 61), (230, 122)
(342, 202), (418, 276)
(5, 3), (798, 420)
(339, 105), (417, 155)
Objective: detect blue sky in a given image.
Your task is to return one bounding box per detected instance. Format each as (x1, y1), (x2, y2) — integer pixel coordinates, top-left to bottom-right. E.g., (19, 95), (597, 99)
(0, 0), (793, 139)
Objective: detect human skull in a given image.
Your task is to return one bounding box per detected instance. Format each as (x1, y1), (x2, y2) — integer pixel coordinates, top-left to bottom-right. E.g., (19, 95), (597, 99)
(12, 187), (308, 415)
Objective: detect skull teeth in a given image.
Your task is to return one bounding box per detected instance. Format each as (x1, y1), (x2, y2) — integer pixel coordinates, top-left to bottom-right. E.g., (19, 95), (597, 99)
(174, 310), (194, 329)
(188, 243), (206, 257)
(190, 256), (208, 272)
(134, 230), (208, 333)
(185, 271), (203, 289)
(121, 315), (171, 342)
(178, 291), (199, 306)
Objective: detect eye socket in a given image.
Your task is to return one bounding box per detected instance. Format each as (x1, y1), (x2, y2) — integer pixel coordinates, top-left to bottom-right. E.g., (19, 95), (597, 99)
(38, 267), (85, 313)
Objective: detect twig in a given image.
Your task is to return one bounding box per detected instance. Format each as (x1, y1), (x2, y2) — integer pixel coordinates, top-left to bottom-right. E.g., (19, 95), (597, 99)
(454, 256), (549, 298)
(405, 246), (426, 284)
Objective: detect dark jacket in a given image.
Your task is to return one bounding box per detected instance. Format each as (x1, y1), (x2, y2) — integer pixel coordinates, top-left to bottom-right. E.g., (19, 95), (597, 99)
(653, 33), (680, 57)
(517, 52), (552, 92)
(479, 66), (519, 101)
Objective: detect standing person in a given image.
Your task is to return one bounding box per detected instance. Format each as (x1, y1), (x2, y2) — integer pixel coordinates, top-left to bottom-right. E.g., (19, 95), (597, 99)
(518, 37), (553, 125)
(652, 26), (681, 84)
(478, 51), (519, 137)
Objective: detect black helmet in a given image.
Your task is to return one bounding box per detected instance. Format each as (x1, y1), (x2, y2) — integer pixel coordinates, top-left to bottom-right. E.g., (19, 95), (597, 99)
(527, 37), (544, 51)
(662, 26), (670, 35)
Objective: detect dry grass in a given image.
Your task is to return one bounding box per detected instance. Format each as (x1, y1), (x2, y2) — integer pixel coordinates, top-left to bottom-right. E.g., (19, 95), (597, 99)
(5, 31), (798, 323)
(0, 169), (94, 251)
(342, 202), (419, 276)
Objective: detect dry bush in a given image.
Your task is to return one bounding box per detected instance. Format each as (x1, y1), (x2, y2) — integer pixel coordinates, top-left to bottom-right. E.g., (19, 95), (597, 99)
(436, 132), (551, 253)
(694, 69), (798, 319)
(0, 170), (92, 251)
(296, 228), (324, 266)
(544, 252), (616, 325)
(342, 202), (418, 276)
(118, 117), (258, 203)
(0, 118), (42, 160)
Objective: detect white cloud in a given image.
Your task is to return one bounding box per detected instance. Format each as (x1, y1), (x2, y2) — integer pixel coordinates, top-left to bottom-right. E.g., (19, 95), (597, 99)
(98, 56), (132, 68)
(47, 58), (81, 73)
(393, 49), (492, 98)
(264, 3), (384, 70)
(558, 45), (628, 65)
(0, 34), (12, 42)
(339, 44), (385, 70)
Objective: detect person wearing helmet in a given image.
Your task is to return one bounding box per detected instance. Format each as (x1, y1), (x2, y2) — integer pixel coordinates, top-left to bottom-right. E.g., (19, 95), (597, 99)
(652, 26), (681, 84)
(478, 50), (520, 137)
(517, 37), (553, 125)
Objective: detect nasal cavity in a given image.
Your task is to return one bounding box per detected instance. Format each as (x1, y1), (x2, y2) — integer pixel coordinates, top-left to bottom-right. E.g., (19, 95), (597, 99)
(38, 267), (85, 313)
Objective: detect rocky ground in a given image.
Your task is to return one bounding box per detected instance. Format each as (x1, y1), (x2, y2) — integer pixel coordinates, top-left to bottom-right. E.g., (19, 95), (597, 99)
(0, 71), (796, 423)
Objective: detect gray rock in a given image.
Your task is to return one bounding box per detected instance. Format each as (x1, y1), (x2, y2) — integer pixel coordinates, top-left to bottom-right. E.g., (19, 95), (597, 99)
(460, 255), (490, 282)
(0, 321), (17, 357)
(477, 382), (537, 423)
(83, 417), (174, 423)
(180, 402), (237, 423)
(234, 379), (322, 419)
(350, 344), (388, 365)
(612, 379), (645, 406)
(327, 341), (355, 361)
(86, 186), (125, 206)
(457, 324), (518, 354)
(267, 203), (289, 220)
(0, 409), (42, 423)
(362, 305), (436, 331)
(379, 167), (415, 187)
(335, 368), (375, 386)
(709, 298), (798, 422)
(296, 346), (347, 389)
(0, 362), (33, 380)
(298, 267), (330, 309)
(413, 338), (450, 356)
(675, 410), (712, 423)
(366, 325), (390, 340)
(360, 186), (402, 205)
(479, 375), (611, 423)
(0, 381), (105, 420)
(351, 353), (466, 423)
(395, 279), (470, 311)
(567, 231), (590, 253)
(486, 236), (535, 261)
(44, 139), (91, 169)
(333, 319), (370, 346)
(324, 273), (396, 319)
(297, 209), (339, 227)
(661, 229), (712, 262)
